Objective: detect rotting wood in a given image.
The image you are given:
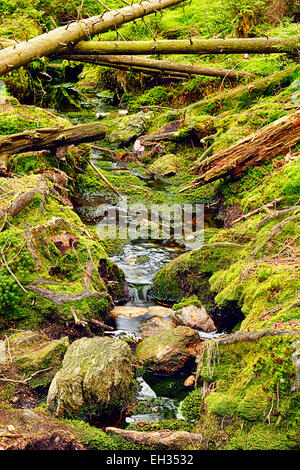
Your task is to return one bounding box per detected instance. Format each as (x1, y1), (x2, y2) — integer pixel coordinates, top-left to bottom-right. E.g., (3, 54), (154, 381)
(0, 122), (106, 172)
(181, 110), (300, 191)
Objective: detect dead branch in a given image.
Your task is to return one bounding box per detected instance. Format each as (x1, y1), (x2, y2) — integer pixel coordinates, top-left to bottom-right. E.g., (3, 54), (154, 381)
(251, 214), (300, 257)
(231, 197), (284, 225)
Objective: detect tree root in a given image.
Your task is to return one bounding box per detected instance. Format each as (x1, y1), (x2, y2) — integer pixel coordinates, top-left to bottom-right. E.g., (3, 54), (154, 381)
(28, 284), (108, 305)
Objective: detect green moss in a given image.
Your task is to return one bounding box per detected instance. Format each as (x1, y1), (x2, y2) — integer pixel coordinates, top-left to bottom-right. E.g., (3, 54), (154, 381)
(229, 422), (300, 450)
(66, 419), (138, 450)
(205, 392), (239, 417)
(127, 418), (194, 433)
(0, 106), (69, 136)
(12, 337), (69, 387)
(236, 385), (270, 421)
(150, 242), (243, 307)
(180, 388), (204, 422)
(173, 295), (202, 311)
(210, 262), (300, 330)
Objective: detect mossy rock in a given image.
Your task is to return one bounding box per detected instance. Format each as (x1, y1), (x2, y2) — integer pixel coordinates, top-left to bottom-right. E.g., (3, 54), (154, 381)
(13, 337), (69, 388)
(149, 242), (243, 309)
(104, 111), (153, 145)
(135, 326), (201, 375)
(0, 172), (128, 329)
(47, 337), (134, 419)
(148, 154), (185, 178)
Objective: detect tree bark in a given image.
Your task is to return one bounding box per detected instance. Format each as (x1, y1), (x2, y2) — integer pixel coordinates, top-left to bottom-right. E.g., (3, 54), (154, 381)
(58, 37), (300, 55)
(0, 0), (185, 75)
(105, 427), (207, 450)
(181, 110), (300, 191)
(0, 122), (106, 168)
(61, 54), (256, 79)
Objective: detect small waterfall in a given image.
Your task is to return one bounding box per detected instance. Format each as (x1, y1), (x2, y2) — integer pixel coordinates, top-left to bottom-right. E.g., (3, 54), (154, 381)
(128, 283), (152, 304)
(129, 286), (140, 303)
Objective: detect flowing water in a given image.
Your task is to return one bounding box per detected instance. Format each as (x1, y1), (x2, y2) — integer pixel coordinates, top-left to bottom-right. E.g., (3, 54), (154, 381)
(70, 122), (224, 424)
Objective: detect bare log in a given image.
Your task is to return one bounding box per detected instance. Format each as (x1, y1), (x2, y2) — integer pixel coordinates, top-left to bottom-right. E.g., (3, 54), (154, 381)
(0, 122), (106, 171)
(181, 110), (300, 191)
(0, 0), (185, 75)
(61, 54), (256, 79)
(105, 427), (207, 450)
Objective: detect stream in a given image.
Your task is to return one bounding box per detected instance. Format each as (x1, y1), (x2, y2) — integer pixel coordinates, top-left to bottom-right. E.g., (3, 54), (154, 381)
(72, 142), (225, 427)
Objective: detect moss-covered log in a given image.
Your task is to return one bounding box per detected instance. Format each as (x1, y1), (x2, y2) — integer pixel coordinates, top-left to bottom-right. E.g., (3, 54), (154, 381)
(0, 0), (185, 75)
(0, 122), (106, 172)
(56, 37), (300, 55)
(106, 427), (206, 450)
(182, 110), (300, 190)
(61, 54), (256, 79)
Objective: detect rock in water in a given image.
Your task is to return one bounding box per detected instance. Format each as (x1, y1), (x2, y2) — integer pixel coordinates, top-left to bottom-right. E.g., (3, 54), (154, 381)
(172, 305), (216, 332)
(47, 337), (134, 418)
(135, 326), (201, 375)
(140, 317), (175, 338)
(148, 154), (185, 178)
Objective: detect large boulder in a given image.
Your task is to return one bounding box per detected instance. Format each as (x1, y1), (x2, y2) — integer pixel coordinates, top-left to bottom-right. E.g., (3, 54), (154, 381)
(140, 317), (175, 338)
(47, 337), (134, 418)
(135, 326), (201, 375)
(172, 305), (216, 332)
(148, 154), (185, 178)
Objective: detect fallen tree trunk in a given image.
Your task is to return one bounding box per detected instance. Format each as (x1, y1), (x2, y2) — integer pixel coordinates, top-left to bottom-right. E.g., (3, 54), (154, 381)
(208, 329), (300, 347)
(181, 110), (300, 191)
(60, 55), (192, 79)
(106, 427), (207, 450)
(61, 54), (256, 79)
(56, 37), (300, 55)
(0, 122), (106, 172)
(0, 0), (185, 75)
